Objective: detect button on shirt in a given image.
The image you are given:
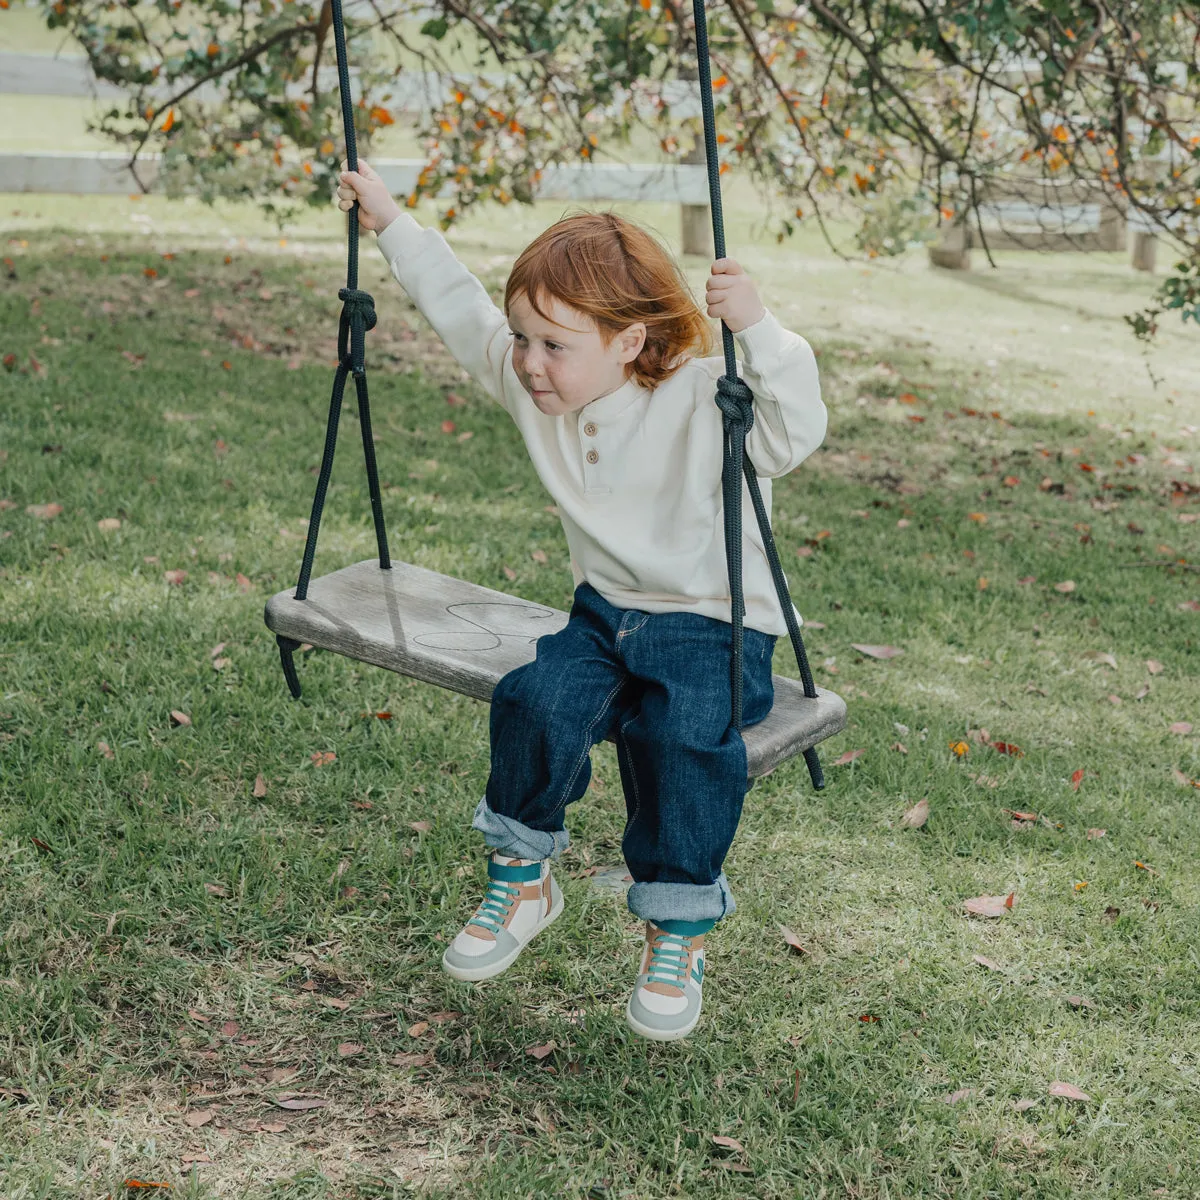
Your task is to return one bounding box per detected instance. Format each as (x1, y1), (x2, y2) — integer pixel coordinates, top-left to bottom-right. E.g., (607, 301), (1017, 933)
(377, 214), (827, 636)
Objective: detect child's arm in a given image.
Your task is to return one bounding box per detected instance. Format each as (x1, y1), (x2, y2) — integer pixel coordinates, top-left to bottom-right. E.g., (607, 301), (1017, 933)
(705, 259), (827, 477)
(337, 162), (516, 411)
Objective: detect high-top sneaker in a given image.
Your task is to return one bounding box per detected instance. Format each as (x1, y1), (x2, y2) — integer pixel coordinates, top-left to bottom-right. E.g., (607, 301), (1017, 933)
(625, 920), (708, 1041)
(441, 852), (563, 982)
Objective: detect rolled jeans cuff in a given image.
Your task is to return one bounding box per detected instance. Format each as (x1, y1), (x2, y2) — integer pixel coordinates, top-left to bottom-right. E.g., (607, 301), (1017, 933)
(627, 873), (736, 926)
(471, 796), (569, 861)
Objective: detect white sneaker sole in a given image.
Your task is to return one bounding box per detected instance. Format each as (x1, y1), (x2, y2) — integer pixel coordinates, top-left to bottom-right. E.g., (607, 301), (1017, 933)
(441, 891), (564, 982)
(624, 995), (701, 1041)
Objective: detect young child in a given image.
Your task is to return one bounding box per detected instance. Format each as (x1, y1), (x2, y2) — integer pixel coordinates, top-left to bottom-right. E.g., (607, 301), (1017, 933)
(337, 161), (826, 1041)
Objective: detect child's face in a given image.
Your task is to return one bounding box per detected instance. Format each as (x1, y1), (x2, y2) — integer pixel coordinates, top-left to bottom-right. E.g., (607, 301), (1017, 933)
(507, 290), (645, 416)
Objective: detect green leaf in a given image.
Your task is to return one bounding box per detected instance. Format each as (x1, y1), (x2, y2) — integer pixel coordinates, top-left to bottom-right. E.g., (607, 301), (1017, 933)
(420, 17), (449, 40)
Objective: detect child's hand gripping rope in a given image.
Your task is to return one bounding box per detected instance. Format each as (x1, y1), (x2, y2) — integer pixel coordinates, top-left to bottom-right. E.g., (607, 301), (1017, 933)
(336, 159), (402, 233)
(705, 258), (766, 335)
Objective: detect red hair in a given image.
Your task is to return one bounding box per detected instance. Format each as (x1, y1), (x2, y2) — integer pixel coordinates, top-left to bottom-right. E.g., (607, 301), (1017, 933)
(503, 210), (714, 389)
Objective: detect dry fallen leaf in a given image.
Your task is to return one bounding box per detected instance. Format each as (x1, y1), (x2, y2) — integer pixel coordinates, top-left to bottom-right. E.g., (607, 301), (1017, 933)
(259, 1121), (288, 1134)
(337, 1042), (364, 1057)
(1083, 651), (1118, 669)
(26, 503), (63, 520)
(502, 566), (517, 581)
(204, 882), (228, 897)
(1146, 660), (1165, 675)
(944, 1088), (974, 1105)
(1065, 995), (1095, 1009)
(963, 893), (1016, 918)
(991, 741), (1025, 758)
(1087, 828), (1106, 840)
(97, 517), (121, 532)
(163, 569), (188, 585)
(526, 1041), (557, 1060)
(1014, 1098), (1038, 1112)
(832, 749), (865, 765)
(1048, 1081), (1090, 1102)
(310, 750), (336, 766)
(901, 798), (929, 829)
(273, 1096), (328, 1111)
(711, 1134), (747, 1154)
(1054, 580), (1076, 594)
(409, 820), (433, 833)
(184, 1109), (214, 1128)
(253, 773), (267, 798)
(407, 1021), (430, 1037)
(851, 643), (904, 660)
(778, 924), (808, 955)
(220, 1020), (239, 1037)
(169, 710), (191, 727)
(97, 740), (114, 760)
(890, 741), (908, 754)
(1168, 722), (1193, 735)
(531, 549), (548, 564)
(973, 955), (1003, 972)
(1070, 769), (1085, 791)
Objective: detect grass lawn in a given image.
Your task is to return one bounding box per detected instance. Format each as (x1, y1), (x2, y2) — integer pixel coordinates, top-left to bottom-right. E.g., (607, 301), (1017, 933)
(1, 176), (1199, 1200)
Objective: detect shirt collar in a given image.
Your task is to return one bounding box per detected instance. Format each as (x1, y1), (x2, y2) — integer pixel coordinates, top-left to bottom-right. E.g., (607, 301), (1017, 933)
(579, 376), (647, 422)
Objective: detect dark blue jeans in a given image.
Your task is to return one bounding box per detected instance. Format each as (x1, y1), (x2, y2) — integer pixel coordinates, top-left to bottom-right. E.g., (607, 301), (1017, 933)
(471, 582), (776, 926)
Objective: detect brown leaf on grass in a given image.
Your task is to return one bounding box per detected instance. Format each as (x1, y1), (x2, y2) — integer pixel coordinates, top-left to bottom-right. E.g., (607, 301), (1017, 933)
(778, 925), (808, 955)
(991, 741), (1025, 758)
(169, 710), (191, 727)
(1086, 828), (1107, 840)
(1070, 769), (1085, 791)
(409, 821), (432, 833)
(272, 1096), (327, 1111)
(711, 1134), (747, 1154)
(526, 1041), (557, 1060)
(1171, 768), (1200, 789)
(179, 1152), (212, 1165)
(1168, 722), (1193, 735)
(204, 882), (228, 897)
(259, 1121), (288, 1133)
(187, 1009), (209, 1023)
(212, 657), (230, 671)
(502, 566), (517, 581)
(97, 517), (121, 532)
(851, 644), (904, 659)
(184, 1108), (214, 1128)
(530, 549), (548, 564)
(890, 741), (909, 754)
(1065, 995), (1095, 1009)
(964, 893), (1016, 918)
(1017, 575), (1037, 585)
(337, 1042), (364, 1058)
(26, 503), (63, 520)
(1014, 1098), (1038, 1112)
(390, 1051), (435, 1068)
(253, 774), (267, 798)
(1083, 650), (1118, 669)
(1102, 906), (1120, 923)
(901, 798), (929, 829)
(1145, 660), (1164, 675)
(322, 996), (350, 1011)
(1134, 684), (1151, 701)
(220, 1020), (239, 1037)
(441, 419), (456, 434)
(944, 1088), (974, 1105)
(407, 1021), (430, 1037)
(427, 1010), (462, 1023)
(1048, 1081), (1090, 1102)
(209, 642), (227, 659)
(971, 773), (1000, 789)
(444, 390), (467, 407)
(1178, 600), (1200, 612)
(1053, 580), (1076, 594)
(832, 749), (865, 765)
(972, 954), (1004, 973)
(1106, 694), (1122, 706)
(310, 750), (336, 766)
(124, 1182), (172, 1190)
(163, 569), (188, 585)
(97, 741), (114, 760)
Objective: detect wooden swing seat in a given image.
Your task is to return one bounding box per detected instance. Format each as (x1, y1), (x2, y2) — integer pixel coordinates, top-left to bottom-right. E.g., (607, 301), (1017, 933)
(264, 558), (847, 779)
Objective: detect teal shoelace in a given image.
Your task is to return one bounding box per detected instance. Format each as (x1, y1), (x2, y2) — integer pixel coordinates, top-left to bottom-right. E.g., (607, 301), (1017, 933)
(646, 932), (694, 988)
(470, 877), (520, 935)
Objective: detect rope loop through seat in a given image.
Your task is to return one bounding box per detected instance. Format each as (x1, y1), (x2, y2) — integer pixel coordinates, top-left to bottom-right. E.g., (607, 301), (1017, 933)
(338, 287), (377, 375)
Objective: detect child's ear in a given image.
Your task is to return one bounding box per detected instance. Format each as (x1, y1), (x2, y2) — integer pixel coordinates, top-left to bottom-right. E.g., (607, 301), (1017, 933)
(617, 322), (647, 363)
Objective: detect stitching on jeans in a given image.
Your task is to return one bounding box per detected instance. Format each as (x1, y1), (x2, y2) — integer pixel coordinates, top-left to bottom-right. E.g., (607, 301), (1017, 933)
(617, 708), (644, 842)
(545, 675), (626, 824)
(615, 614), (651, 643)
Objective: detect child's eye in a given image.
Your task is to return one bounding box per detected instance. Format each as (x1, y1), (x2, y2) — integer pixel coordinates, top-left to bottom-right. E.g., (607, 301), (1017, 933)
(546, 342), (562, 352)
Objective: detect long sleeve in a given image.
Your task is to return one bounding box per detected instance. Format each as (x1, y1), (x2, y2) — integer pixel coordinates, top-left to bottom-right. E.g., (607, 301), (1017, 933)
(711, 309), (827, 478)
(376, 213), (517, 414)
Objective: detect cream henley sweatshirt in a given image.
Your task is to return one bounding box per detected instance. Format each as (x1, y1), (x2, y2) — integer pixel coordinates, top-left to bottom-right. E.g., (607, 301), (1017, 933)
(376, 213), (827, 638)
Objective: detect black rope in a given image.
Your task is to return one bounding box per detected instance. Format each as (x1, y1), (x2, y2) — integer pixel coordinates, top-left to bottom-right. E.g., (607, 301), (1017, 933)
(281, 0), (391, 699)
(692, 0), (823, 790)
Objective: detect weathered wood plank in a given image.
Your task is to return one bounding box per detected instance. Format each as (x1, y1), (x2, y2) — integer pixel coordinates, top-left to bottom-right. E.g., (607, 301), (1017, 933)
(0, 151), (709, 205)
(264, 559), (846, 779)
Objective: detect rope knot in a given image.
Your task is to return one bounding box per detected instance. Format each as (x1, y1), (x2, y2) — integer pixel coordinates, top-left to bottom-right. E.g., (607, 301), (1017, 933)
(715, 374), (755, 434)
(338, 287), (377, 332)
